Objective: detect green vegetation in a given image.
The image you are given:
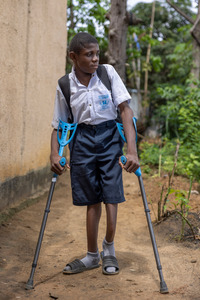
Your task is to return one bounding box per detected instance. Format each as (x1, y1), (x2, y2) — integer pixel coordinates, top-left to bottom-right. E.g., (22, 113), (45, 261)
(128, 1), (200, 183)
(163, 178), (195, 240)
(140, 81), (200, 182)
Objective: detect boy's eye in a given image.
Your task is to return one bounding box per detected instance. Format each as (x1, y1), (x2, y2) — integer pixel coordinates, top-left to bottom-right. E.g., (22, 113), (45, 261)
(86, 52), (100, 57)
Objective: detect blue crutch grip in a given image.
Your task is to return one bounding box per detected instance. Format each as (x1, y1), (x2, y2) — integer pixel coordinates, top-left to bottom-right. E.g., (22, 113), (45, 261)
(53, 156), (66, 178)
(121, 155), (127, 165)
(121, 155), (142, 177)
(59, 157), (66, 167)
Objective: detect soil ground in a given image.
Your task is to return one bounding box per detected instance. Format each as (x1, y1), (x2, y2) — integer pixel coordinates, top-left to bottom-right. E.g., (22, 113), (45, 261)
(0, 169), (200, 300)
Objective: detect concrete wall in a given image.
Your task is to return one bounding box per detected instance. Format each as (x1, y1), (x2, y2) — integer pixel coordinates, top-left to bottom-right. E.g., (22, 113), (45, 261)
(0, 0), (67, 210)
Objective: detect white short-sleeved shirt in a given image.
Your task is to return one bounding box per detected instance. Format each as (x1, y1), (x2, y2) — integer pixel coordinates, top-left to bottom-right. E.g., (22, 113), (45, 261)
(51, 64), (131, 129)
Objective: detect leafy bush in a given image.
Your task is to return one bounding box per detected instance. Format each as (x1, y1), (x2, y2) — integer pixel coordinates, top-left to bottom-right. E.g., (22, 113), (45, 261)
(139, 139), (177, 173)
(140, 81), (200, 181)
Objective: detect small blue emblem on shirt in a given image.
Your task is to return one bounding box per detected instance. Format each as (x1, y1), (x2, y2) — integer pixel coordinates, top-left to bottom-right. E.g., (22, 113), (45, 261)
(98, 94), (110, 110)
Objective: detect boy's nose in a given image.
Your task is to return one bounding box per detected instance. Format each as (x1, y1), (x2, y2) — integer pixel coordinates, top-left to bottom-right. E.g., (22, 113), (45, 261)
(92, 54), (99, 62)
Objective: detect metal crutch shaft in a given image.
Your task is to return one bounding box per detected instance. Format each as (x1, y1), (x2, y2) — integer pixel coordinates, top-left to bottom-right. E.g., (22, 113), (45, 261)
(138, 175), (168, 293)
(25, 120), (77, 290)
(119, 117), (168, 294)
(121, 155), (168, 294)
(26, 175), (58, 289)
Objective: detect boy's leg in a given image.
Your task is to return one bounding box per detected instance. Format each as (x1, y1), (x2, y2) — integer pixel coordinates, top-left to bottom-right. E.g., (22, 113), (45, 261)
(105, 203), (118, 243)
(87, 202), (102, 252)
(102, 203), (119, 274)
(80, 203), (102, 267)
(63, 203), (101, 273)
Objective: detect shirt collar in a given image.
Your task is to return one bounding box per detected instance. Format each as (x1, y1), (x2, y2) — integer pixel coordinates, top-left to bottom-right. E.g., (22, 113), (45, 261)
(71, 66), (97, 84)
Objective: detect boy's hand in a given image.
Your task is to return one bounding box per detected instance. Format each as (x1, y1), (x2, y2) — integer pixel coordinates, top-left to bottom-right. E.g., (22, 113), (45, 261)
(119, 153), (140, 173)
(50, 154), (70, 175)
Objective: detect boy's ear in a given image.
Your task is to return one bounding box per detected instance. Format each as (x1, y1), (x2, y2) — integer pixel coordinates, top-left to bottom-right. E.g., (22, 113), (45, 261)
(69, 51), (77, 62)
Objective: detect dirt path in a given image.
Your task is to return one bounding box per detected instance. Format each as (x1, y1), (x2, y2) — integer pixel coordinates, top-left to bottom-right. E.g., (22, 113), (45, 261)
(0, 170), (200, 300)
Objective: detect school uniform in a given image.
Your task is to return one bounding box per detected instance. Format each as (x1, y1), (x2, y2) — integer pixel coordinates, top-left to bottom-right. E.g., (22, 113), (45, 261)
(52, 64), (131, 206)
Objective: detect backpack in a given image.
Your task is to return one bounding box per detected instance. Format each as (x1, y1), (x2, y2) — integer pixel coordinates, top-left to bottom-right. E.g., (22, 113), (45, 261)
(58, 64), (121, 123)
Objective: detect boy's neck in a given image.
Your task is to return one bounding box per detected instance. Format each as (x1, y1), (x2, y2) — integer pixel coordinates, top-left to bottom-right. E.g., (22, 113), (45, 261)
(74, 68), (92, 87)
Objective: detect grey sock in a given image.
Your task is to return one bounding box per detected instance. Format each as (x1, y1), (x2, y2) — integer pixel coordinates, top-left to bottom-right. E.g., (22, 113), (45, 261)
(102, 238), (116, 273)
(64, 251), (100, 271)
(81, 251), (100, 268)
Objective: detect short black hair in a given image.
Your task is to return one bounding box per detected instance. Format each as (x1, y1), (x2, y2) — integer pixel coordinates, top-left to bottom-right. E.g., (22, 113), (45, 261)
(69, 32), (98, 54)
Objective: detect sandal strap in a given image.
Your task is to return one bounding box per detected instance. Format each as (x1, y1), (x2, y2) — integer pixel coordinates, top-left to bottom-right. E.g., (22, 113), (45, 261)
(102, 255), (119, 270)
(66, 259), (85, 270)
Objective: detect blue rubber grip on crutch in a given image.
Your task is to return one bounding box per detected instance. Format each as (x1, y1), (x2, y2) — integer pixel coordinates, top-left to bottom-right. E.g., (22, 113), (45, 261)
(121, 155), (141, 177)
(59, 157), (66, 167)
(117, 117), (141, 177)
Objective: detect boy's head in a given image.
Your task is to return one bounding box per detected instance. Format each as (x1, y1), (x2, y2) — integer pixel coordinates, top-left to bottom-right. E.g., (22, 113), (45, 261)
(69, 32), (98, 55)
(69, 32), (100, 75)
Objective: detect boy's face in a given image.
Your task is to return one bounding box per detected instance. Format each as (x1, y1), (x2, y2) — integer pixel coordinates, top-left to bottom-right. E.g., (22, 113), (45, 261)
(70, 43), (100, 75)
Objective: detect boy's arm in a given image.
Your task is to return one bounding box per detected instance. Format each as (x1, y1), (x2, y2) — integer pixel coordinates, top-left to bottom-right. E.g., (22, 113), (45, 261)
(118, 101), (140, 173)
(50, 129), (70, 175)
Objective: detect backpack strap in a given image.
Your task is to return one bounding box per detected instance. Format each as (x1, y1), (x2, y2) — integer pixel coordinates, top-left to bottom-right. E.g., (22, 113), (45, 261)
(58, 74), (73, 123)
(96, 65), (112, 93)
(97, 65), (121, 123)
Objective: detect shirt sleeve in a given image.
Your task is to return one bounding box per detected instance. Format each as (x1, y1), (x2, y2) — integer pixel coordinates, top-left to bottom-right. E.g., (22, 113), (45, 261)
(104, 64), (131, 107)
(51, 85), (70, 129)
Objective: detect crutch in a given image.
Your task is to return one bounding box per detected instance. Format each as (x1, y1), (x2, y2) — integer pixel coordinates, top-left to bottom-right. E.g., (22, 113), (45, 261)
(117, 117), (168, 294)
(26, 120), (77, 290)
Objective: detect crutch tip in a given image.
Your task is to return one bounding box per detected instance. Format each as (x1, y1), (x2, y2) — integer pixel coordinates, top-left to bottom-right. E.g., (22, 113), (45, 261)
(160, 281), (169, 294)
(25, 279), (34, 290)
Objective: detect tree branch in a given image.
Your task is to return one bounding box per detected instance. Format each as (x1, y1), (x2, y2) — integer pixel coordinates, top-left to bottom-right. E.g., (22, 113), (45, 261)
(190, 13), (200, 45)
(166, 0), (195, 24)
(175, 210), (196, 240)
(198, 0), (200, 15)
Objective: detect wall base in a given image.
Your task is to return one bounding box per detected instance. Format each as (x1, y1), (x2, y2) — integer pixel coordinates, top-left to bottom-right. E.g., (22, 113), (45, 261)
(0, 166), (51, 211)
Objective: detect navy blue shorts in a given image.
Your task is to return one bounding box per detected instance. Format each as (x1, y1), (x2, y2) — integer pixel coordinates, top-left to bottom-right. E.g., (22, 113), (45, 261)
(69, 120), (125, 206)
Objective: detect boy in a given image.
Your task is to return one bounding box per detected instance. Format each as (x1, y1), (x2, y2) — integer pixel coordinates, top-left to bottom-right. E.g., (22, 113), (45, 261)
(50, 32), (139, 275)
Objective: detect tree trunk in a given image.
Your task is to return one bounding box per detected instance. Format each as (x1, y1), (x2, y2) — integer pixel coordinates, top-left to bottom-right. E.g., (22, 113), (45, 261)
(107, 0), (127, 82)
(131, 33), (143, 121)
(190, 0), (200, 80)
(191, 39), (200, 80)
(144, 0), (156, 102)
